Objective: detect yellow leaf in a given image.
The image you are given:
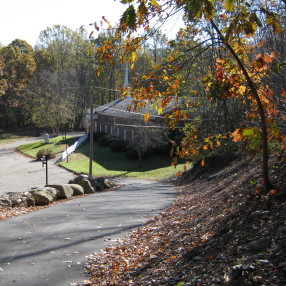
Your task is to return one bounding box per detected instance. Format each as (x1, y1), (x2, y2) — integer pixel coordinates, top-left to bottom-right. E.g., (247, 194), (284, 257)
(130, 51), (136, 62)
(201, 158), (205, 166)
(143, 112), (150, 122)
(150, 0), (159, 7)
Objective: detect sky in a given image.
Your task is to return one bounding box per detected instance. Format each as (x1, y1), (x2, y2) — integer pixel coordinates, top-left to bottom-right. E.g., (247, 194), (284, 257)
(0, 0), (183, 47)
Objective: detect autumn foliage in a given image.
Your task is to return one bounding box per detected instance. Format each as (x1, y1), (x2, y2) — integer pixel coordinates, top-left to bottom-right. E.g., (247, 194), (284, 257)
(91, 0), (286, 191)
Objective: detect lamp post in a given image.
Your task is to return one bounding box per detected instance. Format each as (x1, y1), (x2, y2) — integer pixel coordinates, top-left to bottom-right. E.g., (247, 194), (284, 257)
(41, 155), (48, 186)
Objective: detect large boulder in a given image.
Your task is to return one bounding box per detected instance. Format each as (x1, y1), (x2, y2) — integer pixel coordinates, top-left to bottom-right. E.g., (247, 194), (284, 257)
(88, 177), (117, 192)
(0, 197), (12, 208)
(68, 175), (95, 194)
(0, 192), (35, 208)
(47, 184), (74, 199)
(14, 192), (35, 207)
(68, 184), (84, 196)
(102, 178), (117, 189)
(29, 187), (58, 205)
(88, 177), (105, 192)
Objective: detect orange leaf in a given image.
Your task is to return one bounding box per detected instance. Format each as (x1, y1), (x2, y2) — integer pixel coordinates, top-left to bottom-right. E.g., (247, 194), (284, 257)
(192, 149), (198, 156)
(231, 129), (241, 142)
(201, 158), (205, 166)
(267, 189), (277, 196)
(216, 58), (225, 64)
(263, 53), (272, 63)
(143, 112), (150, 122)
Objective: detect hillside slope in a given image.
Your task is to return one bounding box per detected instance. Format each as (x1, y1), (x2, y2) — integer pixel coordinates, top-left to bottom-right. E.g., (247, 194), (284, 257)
(85, 154), (286, 285)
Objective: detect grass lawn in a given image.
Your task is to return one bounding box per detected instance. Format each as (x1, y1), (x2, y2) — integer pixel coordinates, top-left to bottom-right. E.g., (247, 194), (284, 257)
(17, 136), (78, 158)
(17, 136), (189, 180)
(60, 142), (188, 180)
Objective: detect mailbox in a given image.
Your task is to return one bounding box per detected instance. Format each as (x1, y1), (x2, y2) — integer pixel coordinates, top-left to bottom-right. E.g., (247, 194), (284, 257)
(43, 133), (49, 143)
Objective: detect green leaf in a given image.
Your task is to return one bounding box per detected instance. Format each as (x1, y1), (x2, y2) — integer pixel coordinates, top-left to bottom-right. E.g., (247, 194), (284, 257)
(242, 127), (257, 137)
(204, 0), (215, 19)
(120, 0), (134, 3)
(120, 5), (137, 30)
(150, 0), (159, 7)
(224, 0), (236, 12)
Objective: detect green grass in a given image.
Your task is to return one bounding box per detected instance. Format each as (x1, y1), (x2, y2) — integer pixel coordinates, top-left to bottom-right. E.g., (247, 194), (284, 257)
(18, 137), (189, 180)
(17, 136), (77, 158)
(60, 142), (188, 180)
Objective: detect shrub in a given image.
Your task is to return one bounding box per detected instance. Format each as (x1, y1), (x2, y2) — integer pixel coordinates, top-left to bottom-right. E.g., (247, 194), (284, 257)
(110, 140), (128, 153)
(93, 131), (106, 142)
(152, 143), (172, 156)
(126, 148), (138, 160)
(36, 148), (56, 161)
(98, 135), (114, 147)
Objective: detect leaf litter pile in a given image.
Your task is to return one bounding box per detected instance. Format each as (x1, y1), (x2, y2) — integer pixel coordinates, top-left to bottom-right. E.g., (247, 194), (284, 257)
(84, 154), (286, 285)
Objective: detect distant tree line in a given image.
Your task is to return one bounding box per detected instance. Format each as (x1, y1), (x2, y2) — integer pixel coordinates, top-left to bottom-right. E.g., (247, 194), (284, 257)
(0, 25), (167, 134)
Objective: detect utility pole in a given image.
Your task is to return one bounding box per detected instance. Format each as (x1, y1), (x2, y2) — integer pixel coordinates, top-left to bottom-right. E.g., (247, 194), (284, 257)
(89, 91), (94, 177)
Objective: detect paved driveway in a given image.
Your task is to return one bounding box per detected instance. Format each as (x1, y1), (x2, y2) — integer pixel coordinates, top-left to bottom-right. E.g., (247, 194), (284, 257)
(0, 137), (177, 286)
(0, 136), (77, 194)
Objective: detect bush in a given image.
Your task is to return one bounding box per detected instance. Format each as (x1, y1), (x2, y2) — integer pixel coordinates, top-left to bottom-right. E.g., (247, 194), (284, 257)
(93, 131), (106, 142)
(36, 148), (56, 161)
(110, 140), (128, 153)
(126, 148), (138, 160)
(98, 135), (114, 147)
(152, 143), (172, 156)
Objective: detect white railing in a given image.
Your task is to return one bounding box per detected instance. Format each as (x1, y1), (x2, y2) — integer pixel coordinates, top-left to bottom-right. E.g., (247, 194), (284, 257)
(61, 133), (88, 161)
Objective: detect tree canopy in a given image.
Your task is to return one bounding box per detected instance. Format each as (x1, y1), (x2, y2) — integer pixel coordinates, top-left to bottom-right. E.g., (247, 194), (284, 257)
(91, 0), (286, 190)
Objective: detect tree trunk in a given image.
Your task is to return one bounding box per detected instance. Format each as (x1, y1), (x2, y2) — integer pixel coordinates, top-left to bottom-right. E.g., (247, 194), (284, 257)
(210, 20), (272, 191)
(137, 149), (143, 167)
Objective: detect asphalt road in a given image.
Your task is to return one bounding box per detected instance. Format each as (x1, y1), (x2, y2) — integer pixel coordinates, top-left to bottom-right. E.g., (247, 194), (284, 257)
(0, 137), (177, 286)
